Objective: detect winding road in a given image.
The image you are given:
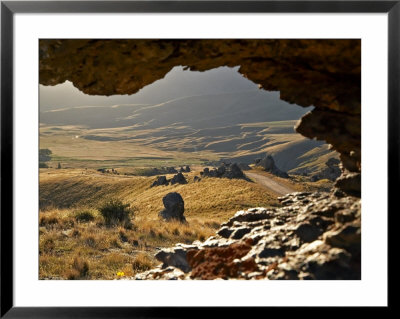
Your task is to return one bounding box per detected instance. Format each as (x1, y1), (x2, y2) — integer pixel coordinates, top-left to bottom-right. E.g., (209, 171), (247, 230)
(245, 171), (296, 196)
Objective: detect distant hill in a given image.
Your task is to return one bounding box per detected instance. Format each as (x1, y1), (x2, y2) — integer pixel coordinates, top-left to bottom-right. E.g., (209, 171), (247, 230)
(39, 66), (257, 111)
(40, 88), (338, 175)
(40, 90), (309, 129)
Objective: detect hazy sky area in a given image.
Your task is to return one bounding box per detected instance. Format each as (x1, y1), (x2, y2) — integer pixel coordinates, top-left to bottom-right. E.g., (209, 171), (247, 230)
(40, 66), (261, 111)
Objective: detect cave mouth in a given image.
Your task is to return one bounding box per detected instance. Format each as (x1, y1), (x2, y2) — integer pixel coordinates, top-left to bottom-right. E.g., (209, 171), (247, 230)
(39, 39), (361, 196)
(39, 64), (340, 183)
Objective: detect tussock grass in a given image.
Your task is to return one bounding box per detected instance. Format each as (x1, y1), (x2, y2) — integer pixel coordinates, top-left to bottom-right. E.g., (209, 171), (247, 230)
(40, 169), (278, 219)
(39, 168), (282, 279)
(65, 257), (90, 280)
(39, 208), (229, 279)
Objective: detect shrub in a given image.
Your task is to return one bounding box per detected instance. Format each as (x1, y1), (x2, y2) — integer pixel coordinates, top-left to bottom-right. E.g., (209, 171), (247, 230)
(98, 199), (133, 227)
(39, 216), (59, 228)
(119, 229), (129, 243)
(66, 257), (89, 279)
(84, 236), (96, 248)
(39, 162), (49, 168)
(132, 253), (154, 273)
(39, 148), (52, 162)
(40, 238), (55, 254)
(75, 210), (95, 223)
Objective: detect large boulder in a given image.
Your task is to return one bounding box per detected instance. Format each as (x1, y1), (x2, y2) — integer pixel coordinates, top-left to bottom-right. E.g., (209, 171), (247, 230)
(170, 172), (187, 185)
(255, 155), (289, 178)
(179, 166), (191, 173)
(200, 163), (245, 180)
(223, 163), (245, 179)
(159, 192), (186, 223)
(151, 175), (169, 187)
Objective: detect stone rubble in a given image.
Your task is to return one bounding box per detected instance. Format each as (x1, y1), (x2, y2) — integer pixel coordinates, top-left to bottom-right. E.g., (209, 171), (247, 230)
(134, 191), (360, 280)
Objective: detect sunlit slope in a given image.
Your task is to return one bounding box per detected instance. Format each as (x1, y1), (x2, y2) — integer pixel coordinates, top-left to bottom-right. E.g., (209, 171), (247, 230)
(40, 90), (338, 173)
(40, 90), (308, 129)
(39, 169), (279, 220)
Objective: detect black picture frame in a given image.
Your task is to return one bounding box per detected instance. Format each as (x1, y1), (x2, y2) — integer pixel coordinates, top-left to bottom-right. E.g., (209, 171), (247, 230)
(1, 0), (396, 317)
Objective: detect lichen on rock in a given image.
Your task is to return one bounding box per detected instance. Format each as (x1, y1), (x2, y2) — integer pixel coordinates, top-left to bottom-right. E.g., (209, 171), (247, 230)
(133, 191), (361, 280)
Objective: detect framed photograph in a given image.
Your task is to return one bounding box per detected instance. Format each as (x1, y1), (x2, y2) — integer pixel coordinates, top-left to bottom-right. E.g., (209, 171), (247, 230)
(1, 0), (396, 316)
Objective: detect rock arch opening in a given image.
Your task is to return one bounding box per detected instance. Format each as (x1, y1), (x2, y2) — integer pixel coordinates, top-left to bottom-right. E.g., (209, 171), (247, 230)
(38, 39), (361, 280)
(39, 39), (361, 196)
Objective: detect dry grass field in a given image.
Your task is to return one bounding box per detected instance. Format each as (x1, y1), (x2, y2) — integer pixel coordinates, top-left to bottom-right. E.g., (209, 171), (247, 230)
(39, 114), (336, 280)
(39, 168), (282, 279)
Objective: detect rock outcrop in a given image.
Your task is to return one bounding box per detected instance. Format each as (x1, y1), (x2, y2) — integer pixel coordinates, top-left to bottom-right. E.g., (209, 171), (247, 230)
(311, 158), (341, 182)
(159, 192), (186, 223)
(200, 163), (245, 180)
(39, 39), (361, 196)
(151, 176), (169, 187)
(38, 40), (363, 280)
(136, 191), (360, 280)
(151, 173), (187, 187)
(237, 163), (251, 171)
(255, 155), (289, 178)
(170, 172), (188, 185)
(179, 166), (191, 173)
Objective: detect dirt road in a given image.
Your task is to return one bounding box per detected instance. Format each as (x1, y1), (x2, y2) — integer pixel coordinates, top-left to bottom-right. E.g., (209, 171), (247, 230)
(245, 171), (296, 196)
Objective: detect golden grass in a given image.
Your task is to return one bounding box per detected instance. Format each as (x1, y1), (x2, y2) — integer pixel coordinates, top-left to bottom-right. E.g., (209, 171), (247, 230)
(39, 168), (281, 279)
(40, 169), (279, 219)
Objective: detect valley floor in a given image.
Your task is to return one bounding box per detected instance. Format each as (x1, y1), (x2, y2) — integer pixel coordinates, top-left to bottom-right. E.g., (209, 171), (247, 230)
(245, 171), (296, 195)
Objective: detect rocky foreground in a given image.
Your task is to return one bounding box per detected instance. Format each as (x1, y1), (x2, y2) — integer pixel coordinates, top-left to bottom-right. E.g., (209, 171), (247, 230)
(134, 191), (360, 280)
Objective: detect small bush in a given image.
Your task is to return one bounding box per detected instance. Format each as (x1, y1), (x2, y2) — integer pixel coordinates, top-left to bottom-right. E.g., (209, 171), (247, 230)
(63, 219), (75, 229)
(119, 229), (129, 243)
(83, 236), (96, 248)
(75, 210), (95, 223)
(40, 238), (55, 254)
(39, 162), (49, 168)
(39, 148), (52, 162)
(66, 257), (89, 279)
(39, 216), (59, 228)
(98, 199), (133, 227)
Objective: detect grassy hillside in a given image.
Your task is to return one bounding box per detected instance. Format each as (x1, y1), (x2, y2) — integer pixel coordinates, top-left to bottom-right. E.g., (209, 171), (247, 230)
(40, 121), (337, 175)
(39, 168), (282, 279)
(40, 89), (339, 175)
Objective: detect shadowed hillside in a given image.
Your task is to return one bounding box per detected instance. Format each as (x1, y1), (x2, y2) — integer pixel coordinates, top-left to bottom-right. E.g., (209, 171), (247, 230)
(40, 89), (338, 174)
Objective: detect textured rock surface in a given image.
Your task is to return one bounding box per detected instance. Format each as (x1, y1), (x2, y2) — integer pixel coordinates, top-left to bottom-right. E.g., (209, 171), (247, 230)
(200, 163), (246, 180)
(255, 155), (289, 178)
(170, 172), (188, 185)
(135, 191), (361, 280)
(39, 39), (361, 195)
(311, 158), (341, 182)
(151, 175), (169, 187)
(159, 192), (186, 223)
(151, 172), (187, 187)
